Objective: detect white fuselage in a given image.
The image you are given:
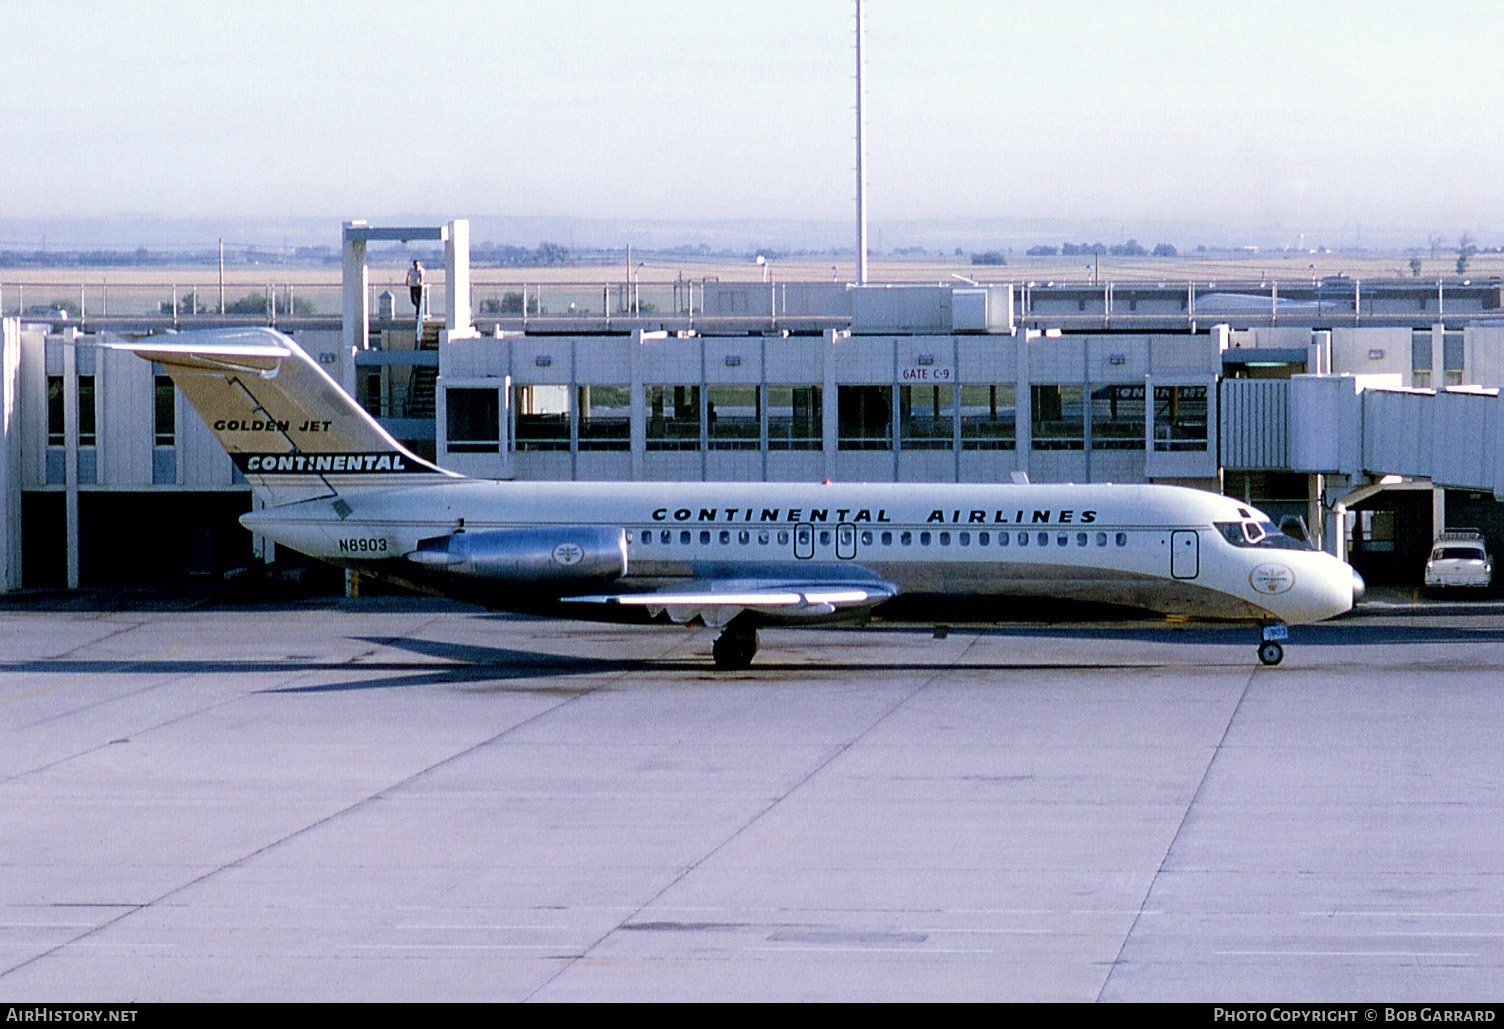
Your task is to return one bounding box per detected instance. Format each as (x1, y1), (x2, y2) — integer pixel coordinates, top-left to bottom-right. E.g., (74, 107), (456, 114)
(243, 480), (1357, 625)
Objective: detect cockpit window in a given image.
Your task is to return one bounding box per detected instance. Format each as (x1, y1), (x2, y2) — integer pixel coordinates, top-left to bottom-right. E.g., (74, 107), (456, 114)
(1215, 520), (1311, 550)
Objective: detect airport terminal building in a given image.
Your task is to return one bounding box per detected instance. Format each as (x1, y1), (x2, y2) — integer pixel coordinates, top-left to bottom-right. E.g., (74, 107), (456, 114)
(4, 220), (1504, 594)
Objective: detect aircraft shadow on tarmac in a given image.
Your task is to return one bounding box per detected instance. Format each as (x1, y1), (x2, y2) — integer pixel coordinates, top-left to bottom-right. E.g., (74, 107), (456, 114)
(7, 622), (1504, 694)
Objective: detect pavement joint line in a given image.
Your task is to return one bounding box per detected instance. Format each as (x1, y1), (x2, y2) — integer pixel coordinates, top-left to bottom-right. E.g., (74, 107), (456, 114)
(0, 611), (591, 985)
(1213, 950), (1481, 958)
(0, 618), (160, 710)
(0, 645), (324, 788)
(520, 633), (982, 1002)
(1095, 663), (1258, 1002)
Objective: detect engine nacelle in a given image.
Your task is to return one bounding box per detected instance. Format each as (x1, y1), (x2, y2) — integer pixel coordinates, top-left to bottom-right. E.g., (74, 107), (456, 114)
(405, 526), (627, 587)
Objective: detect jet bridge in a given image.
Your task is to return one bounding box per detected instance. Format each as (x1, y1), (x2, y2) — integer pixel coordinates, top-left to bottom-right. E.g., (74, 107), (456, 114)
(1225, 374), (1504, 561)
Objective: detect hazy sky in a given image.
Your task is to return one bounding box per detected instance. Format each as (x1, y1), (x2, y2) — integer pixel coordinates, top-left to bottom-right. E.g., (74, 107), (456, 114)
(4, 1), (1504, 240)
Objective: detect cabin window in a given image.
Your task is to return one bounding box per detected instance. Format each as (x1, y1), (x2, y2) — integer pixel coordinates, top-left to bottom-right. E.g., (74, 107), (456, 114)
(719, 530), (731, 545)
(1017, 532), (1028, 546)
(739, 530), (751, 545)
(660, 530), (671, 544)
(1056, 533), (1069, 547)
(960, 384), (1016, 450)
(708, 385), (761, 451)
(899, 384), (955, 450)
(837, 385), (892, 450)
(1037, 532), (1049, 547)
(701, 531), (712, 545)
(901, 531), (913, 546)
(958, 532), (970, 546)
(759, 531), (770, 545)
(881, 531), (892, 545)
(1031, 384), (1084, 450)
(577, 385), (631, 451)
(1153, 385), (1208, 452)
(819, 530), (831, 546)
(641, 530), (651, 544)
(777, 530), (790, 545)
(1116, 532), (1128, 546)
(1077, 533), (1088, 546)
(920, 531), (931, 546)
(939, 531), (951, 546)
(646, 386), (702, 451)
(979, 531), (989, 545)
(679, 530), (691, 545)
(767, 386), (822, 450)
(860, 531), (873, 545)
(447, 388), (500, 453)
(512, 384), (571, 451)
(1096, 532), (1108, 546)
(998, 532), (1009, 547)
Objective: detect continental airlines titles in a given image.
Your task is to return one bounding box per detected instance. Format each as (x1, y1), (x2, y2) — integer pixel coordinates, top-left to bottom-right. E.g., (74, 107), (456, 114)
(651, 507), (1098, 525)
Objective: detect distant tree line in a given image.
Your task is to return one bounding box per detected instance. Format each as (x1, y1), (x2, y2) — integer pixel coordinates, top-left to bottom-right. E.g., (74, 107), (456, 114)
(470, 242), (570, 267)
(1025, 240), (1176, 258)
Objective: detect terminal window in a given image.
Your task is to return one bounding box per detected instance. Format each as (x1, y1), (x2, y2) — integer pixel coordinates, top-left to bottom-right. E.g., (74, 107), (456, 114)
(838, 386), (892, 450)
(512, 384), (571, 451)
(959, 384), (1015, 450)
(77, 376), (96, 448)
(1031, 384), (1084, 450)
(46, 375), (64, 446)
(1153, 385), (1208, 452)
(707, 385), (760, 450)
(899, 384), (955, 450)
(577, 385), (630, 451)
(646, 386), (702, 451)
(154, 375), (176, 446)
(1092, 384), (1146, 450)
(1444, 331), (1465, 386)
(767, 386), (821, 450)
(446, 388), (500, 453)
(1411, 329), (1433, 387)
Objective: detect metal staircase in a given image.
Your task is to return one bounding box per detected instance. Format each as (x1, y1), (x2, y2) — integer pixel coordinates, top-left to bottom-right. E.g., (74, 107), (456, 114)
(405, 317), (442, 419)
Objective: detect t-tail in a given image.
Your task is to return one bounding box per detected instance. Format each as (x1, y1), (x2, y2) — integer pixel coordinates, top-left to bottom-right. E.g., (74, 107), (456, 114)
(107, 327), (458, 506)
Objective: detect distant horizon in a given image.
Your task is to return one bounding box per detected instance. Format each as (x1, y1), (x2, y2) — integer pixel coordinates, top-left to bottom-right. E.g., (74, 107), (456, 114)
(0, 213), (1488, 258)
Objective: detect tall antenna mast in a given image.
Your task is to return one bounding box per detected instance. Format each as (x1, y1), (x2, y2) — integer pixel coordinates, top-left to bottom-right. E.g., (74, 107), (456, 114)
(854, 0), (868, 285)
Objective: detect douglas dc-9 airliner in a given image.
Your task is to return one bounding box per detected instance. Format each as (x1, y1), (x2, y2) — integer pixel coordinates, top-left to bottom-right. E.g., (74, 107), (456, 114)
(112, 328), (1363, 668)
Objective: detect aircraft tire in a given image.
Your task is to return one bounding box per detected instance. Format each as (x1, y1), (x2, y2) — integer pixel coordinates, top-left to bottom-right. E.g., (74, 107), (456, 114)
(1258, 641), (1284, 666)
(713, 627), (758, 671)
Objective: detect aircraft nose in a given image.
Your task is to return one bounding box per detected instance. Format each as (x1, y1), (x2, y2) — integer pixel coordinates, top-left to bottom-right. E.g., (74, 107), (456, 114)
(1351, 567), (1366, 605)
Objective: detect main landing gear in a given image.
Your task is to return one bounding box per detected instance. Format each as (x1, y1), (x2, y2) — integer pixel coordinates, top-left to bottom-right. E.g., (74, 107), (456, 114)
(1258, 623), (1288, 666)
(712, 619), (760, 671)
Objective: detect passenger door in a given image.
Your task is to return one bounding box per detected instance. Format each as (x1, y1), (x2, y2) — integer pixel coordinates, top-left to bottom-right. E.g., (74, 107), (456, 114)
(1170, 530), (1199, 579)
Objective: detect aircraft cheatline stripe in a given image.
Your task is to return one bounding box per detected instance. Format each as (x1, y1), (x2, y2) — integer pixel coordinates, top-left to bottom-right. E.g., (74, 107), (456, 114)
(232, 452), (439, 475)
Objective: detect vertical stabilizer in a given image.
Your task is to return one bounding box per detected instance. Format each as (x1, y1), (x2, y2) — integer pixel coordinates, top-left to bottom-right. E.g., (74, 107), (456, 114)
(107, 327), (457, 506)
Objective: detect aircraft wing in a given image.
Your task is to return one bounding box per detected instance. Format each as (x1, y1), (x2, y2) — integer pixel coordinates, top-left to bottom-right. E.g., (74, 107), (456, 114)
(564, 577), (897, 627)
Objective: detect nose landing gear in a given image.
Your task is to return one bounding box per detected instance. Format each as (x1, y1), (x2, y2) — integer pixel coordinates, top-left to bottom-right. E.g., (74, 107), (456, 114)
(1258, 623), (1288, 666)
